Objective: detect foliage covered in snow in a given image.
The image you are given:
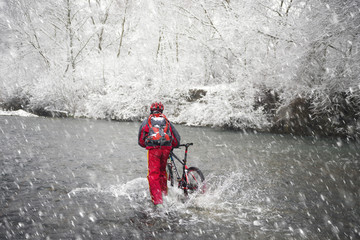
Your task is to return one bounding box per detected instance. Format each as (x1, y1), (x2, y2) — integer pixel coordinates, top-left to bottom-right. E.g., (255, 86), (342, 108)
(0, 0), (359, 135)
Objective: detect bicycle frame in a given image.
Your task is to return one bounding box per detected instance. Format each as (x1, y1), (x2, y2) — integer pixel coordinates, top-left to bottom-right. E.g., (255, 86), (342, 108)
(167, 143), (206, 196)
(168, 143), (193, 190)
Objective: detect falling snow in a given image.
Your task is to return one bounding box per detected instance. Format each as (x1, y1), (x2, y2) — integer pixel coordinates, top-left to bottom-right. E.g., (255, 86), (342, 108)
(0, 0), (360, 239)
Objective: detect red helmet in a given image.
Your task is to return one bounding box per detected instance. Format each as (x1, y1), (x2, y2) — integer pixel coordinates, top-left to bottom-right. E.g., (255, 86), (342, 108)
(150, 102), (164, 113)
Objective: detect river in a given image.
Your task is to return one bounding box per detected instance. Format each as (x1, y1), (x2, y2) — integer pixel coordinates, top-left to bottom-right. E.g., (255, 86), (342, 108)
(0, 116), (359, 239)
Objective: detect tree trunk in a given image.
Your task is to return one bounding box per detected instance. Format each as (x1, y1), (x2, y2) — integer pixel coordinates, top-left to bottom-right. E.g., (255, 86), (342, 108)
(65, 0), (75, 74)
(117, 0), (128, 58)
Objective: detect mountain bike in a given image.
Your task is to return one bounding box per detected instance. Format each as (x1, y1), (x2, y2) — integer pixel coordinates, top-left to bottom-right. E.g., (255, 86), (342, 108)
(167, 143), (205, 196)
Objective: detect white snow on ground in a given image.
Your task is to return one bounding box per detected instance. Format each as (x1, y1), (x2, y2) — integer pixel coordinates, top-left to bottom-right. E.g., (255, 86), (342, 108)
(0, 109), (38, 117)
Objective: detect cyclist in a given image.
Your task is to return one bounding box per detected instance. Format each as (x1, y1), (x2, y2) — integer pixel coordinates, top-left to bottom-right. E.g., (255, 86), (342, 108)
(138, 102), (181, 208)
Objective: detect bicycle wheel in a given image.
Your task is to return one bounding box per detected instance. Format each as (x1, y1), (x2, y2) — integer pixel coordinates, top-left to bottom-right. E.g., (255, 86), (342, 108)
(167, 163), (174, 187)
(185, 167), (205, 194)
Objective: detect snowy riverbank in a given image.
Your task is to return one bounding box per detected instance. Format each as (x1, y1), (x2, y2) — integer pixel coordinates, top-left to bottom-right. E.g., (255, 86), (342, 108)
(1, 86), (359, 140)
(0, 109), (38, 118)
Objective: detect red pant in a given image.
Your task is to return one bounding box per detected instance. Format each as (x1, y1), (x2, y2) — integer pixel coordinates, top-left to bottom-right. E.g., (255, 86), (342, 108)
(147, 148), (170, 205)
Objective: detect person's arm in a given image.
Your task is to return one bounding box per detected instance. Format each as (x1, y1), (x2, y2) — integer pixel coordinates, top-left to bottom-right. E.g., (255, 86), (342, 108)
(138, 119), (148, 148)
(170, 122), (181, 148)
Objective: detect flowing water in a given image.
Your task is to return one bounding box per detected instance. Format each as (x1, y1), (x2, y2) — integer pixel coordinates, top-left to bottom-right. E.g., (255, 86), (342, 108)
(0, 116), (359, 239)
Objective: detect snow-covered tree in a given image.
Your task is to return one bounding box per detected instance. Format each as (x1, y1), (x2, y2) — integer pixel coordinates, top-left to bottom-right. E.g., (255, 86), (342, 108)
(1, 0), (359, 136)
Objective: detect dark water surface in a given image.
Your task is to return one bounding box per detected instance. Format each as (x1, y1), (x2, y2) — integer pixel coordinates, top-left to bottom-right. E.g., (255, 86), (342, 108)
(1, 116), (359, 239)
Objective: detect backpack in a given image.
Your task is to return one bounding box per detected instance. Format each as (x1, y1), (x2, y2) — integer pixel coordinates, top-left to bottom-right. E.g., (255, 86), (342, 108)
(146, 113), (172, 146)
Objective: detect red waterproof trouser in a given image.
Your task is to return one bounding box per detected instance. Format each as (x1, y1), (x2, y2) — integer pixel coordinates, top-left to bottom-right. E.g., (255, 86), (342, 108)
(147, 148), (171, 205)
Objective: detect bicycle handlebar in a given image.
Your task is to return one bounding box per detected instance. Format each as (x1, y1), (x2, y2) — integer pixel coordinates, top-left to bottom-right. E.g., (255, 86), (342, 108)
(179, 143), (193, 147)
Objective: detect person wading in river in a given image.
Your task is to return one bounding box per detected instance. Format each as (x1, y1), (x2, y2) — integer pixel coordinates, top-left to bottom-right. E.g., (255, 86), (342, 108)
(138, 102), (181, 208)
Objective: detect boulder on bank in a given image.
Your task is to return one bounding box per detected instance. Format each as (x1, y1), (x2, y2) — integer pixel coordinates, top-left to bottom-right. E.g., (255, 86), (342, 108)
(270, 95), (359, 138)
(271, 98), (313, 135)
(31, 107), (69, 118)
(186, 89), (207, 102)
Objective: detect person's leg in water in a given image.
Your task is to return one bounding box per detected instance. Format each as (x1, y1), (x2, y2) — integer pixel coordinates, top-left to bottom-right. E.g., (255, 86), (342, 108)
(147, 149), (163, 205)
(159, 149), (171, 196)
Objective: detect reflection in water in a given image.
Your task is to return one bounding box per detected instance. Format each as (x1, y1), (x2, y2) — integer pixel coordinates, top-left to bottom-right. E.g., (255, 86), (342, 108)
(0, 116), (359, 239)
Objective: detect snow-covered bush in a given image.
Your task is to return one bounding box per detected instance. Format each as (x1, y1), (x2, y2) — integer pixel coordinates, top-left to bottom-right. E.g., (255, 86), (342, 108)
(0, 0), (359, 137)
(173, 83), (270, 130)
